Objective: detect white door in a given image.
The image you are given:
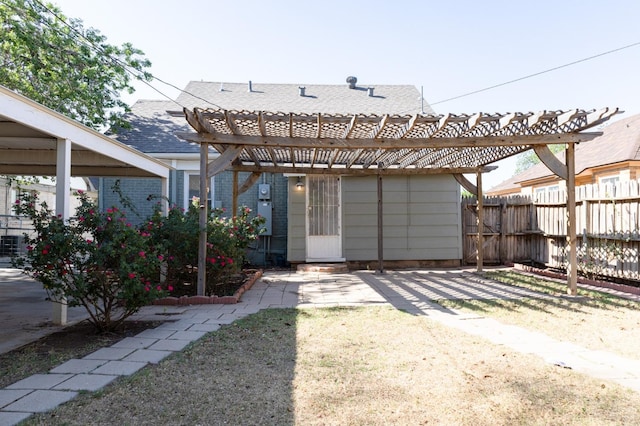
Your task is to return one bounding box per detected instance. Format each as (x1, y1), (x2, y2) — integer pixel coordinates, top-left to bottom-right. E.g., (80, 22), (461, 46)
(306, 175), (344, 261)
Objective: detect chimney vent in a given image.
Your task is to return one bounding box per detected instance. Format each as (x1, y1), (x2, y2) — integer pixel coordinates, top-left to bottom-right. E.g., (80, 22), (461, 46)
(346, 76), (357, 89)
(298, 86), (306, 96)
(367, 87), (375, 97)
(248, 80), (253, 92)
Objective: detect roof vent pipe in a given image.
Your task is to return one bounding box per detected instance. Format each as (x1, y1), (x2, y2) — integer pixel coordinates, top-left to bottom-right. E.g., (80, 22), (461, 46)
(248, 80), (253, 92)
(367, 87), (374, 97)
(346, 76), (357, 89)
(298, 86), (306, 96)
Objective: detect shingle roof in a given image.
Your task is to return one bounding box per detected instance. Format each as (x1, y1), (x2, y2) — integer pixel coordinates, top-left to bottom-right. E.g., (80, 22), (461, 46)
(488, 113), (640, 193)
(176, 81), (429, 115)
(116, 81), (431, 154)
(113, 100), (199, 154)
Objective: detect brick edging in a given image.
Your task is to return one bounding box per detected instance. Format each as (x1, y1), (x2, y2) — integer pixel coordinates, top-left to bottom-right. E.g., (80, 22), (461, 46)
(152, 269), (263, 305)
(513, 263), (640, 296)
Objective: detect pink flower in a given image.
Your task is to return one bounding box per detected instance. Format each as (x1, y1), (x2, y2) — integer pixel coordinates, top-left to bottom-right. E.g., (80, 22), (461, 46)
(128, 272), (136, 279)
(168, 285), (174, 292)
(138, 251), (146, 258)
(41, 249), (49, 255)
(157, 254), (164, 261)
(14, 199), (20, 204)
(26, 245), (33, 251)
(156, 285), (162, 291)
(77, 189), (84, 194)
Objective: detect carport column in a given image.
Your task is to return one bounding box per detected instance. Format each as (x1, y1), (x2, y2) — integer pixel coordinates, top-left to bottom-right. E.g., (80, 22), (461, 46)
(476, 171), (484, 272)
(54, 138), (70, 325)
(566, 142), (578, 295)
(160, 176), (169, 216)
(197, 142), (208, 296)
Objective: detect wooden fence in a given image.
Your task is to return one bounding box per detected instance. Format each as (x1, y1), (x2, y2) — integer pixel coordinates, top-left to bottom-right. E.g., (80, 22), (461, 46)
(462, 179), (640, 282)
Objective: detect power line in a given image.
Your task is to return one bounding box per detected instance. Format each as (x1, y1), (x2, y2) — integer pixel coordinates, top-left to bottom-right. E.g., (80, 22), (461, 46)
(25, 0), (222, 110)
(428, 41), (640, 107)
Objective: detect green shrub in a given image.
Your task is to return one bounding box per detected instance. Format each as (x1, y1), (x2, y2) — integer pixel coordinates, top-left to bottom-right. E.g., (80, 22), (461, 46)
(13, 190), (170, 332)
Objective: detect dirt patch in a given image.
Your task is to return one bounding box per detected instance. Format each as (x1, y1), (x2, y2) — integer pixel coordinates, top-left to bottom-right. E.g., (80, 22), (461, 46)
(0, 319), (163, 389)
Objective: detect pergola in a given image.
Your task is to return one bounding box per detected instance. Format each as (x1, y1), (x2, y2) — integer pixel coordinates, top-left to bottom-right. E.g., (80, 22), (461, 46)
(178, 107), (621, 296)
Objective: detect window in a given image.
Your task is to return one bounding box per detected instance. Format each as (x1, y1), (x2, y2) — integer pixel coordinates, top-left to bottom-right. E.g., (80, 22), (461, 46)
(534, 185), (560, 201)
(600, 176), (619, 186)
(600, 176), (619, 197)
(184, 172), (215, 209)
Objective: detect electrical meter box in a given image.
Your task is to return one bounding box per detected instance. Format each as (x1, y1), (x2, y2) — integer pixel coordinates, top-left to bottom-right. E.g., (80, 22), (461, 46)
(257, 201), (272, 236)
(258, 184), (271, 200)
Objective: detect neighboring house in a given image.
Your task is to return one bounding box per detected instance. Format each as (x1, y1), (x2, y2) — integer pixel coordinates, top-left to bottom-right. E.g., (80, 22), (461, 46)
(487, 114), (640, 197)
(106, 79), (466, 268)
(0, 177), (93, 257)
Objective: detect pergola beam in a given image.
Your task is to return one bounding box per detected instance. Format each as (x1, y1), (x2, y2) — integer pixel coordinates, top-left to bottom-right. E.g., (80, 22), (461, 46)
(533, 145), (568, 180)
(228, 164), (498, 175)
(177, 132), (601, 150)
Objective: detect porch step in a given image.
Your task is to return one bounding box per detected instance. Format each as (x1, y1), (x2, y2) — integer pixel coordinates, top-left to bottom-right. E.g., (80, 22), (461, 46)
(297, 263), (349, 274)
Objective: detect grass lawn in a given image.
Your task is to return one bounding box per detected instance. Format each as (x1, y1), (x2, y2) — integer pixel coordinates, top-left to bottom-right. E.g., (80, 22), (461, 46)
(23, 272), (640, 426)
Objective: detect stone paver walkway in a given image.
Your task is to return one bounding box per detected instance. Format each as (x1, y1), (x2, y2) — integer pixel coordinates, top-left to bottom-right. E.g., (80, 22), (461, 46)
(1, 268), (640, 426)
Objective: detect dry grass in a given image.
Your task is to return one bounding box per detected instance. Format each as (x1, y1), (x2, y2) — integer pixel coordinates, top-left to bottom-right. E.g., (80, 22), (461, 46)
(25, 302), (640, 426)
(437, 271), (640, 361)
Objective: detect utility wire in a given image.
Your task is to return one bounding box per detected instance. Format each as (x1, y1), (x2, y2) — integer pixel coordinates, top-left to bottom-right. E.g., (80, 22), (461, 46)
(15, 0), (640, 114)
(429, 41), (640, 107)
(27, 0), (222, 110)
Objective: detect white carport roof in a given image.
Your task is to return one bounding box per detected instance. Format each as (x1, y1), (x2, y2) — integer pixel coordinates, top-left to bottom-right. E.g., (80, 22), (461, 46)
(0, 84), (172, 326)
(0, 85), (171, 178)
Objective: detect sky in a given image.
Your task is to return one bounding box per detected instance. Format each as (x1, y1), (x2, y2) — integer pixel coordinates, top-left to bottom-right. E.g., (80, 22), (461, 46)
(50, 0), (640, 189)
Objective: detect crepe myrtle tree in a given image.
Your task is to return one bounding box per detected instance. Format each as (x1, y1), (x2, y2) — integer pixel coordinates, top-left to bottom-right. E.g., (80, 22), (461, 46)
(13, 190), (171, 332)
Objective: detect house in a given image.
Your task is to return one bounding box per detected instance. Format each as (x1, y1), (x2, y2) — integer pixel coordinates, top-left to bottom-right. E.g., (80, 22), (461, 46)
(108, 80), (617, 273)
(487, 113), (640, 197)
(106, 79), (472, 268)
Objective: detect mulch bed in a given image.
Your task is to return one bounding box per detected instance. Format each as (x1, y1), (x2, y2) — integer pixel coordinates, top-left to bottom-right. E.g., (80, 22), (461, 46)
(153, 268), (263, 305)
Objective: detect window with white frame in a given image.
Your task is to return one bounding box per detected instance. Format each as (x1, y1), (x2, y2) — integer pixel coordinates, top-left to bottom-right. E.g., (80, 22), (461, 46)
(599, 176), (619, 186)
(534, 184), (560, 201)
(184, 172), (215, 209)
(599, 175), (619, 197)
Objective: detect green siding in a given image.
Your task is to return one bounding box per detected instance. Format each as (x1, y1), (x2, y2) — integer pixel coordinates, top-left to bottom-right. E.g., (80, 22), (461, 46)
(287, 178), (306, 262)
(343, 175), (461, 261)
(287, 174), (462, 263)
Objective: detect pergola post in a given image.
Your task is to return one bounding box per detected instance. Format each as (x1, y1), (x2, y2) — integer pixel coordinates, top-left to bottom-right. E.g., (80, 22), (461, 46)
(197, 142), (208, 296)
(232, 171), (239, 218)
(377, 174), (384, 273)
(54, 138), (71, 325)
(476, 170), (484, 273)
(566, 142), (578, 295)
